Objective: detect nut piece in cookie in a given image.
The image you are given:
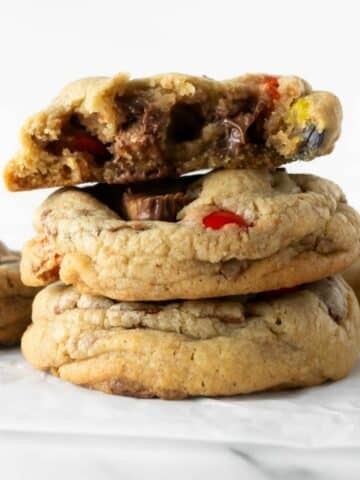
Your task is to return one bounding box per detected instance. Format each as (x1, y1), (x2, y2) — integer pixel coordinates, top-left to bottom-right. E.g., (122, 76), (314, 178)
(4, 73), (342, 191)
(21, 276), (360, 399)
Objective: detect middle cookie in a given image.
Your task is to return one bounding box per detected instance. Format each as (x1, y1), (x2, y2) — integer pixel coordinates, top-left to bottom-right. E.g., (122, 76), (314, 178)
(21, 169), (360, 301)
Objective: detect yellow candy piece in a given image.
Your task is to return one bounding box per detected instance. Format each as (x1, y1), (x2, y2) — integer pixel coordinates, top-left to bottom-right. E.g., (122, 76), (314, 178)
(288, 98), (310, 127)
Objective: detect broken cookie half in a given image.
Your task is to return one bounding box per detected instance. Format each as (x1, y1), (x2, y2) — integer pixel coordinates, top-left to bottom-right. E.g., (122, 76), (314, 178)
(4, 73), (342, 191)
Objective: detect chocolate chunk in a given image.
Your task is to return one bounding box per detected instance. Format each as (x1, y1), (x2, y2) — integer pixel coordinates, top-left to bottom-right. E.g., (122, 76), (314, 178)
(121, 191), (189, 221)
(223, 119), (247, 152)
(114, 95), (168, 182)
(167, 103), (205, 143)
(118, 94), (147, 129)
(110, 163), (175, 184)
(87, 175), (201, 221)
(219, 98), (269, 155)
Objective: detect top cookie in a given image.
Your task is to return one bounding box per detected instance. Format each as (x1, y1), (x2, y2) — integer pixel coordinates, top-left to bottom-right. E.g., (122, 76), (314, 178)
(4, 73), (342, 191)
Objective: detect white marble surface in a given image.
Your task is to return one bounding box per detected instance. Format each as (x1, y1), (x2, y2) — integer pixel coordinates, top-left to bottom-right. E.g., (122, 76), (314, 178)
(1, 349), (360, 479)
(2, 433), (360, 480)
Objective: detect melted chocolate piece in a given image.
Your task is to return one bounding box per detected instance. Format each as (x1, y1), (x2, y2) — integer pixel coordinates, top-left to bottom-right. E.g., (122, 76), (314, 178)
(122, 191), (189, 221)
(46, 83), (283, 187)
(113, 95), (168, 183)
(87, 175), (201, 221)
(109, 163), (175, 185)
(167, 103), (205, 143)
(113, 92), (275, 181)
(119, 94), (147, 129)
(218, 98), (269, 155)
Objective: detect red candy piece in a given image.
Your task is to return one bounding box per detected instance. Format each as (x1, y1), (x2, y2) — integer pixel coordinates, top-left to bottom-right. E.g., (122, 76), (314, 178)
(203, 210), (250, 230)
(263, 76), (280, 102)
(70, 133), (109, 158)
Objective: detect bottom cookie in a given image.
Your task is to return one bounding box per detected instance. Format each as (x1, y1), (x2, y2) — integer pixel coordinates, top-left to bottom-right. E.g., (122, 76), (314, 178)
(22, 276), (360, 399)
(0, 243), (39, 346)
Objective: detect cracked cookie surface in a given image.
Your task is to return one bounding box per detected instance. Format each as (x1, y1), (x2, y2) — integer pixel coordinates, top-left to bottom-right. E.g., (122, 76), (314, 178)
(0, 242), (39, 345)
(20, 169), (360, 301)
(4, 73), (341, 191)
(21, 276), (360, 398)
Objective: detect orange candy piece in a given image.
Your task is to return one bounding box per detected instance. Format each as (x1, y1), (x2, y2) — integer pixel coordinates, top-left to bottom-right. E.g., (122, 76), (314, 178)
(263, 76), (280, 102)
(71, 133), (109, 158)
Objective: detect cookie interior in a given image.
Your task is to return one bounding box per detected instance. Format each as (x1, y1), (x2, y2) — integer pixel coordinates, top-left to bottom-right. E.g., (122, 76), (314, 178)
(5, 74), (341, 191)
(40, 79), (327, 183)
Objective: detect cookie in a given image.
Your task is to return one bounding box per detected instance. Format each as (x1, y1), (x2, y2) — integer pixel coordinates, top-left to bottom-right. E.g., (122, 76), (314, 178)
(4, 73), (341, 191)
(343, 258), (360, 301)
(0, 242), (39, 346)
(20, 169), (360, 301)
(21, 276), (360, 399)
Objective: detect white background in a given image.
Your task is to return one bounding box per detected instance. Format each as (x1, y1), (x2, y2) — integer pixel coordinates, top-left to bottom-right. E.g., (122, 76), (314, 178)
(1, 0), (360, 248)
(1, 1), (360, 478)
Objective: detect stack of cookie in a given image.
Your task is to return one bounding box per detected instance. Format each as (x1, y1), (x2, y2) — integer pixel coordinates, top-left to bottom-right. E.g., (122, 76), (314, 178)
(5, 73), (360, 398)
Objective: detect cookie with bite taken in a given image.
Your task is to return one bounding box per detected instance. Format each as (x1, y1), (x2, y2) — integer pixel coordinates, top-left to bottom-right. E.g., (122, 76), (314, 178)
(4, 73), (341, 191)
